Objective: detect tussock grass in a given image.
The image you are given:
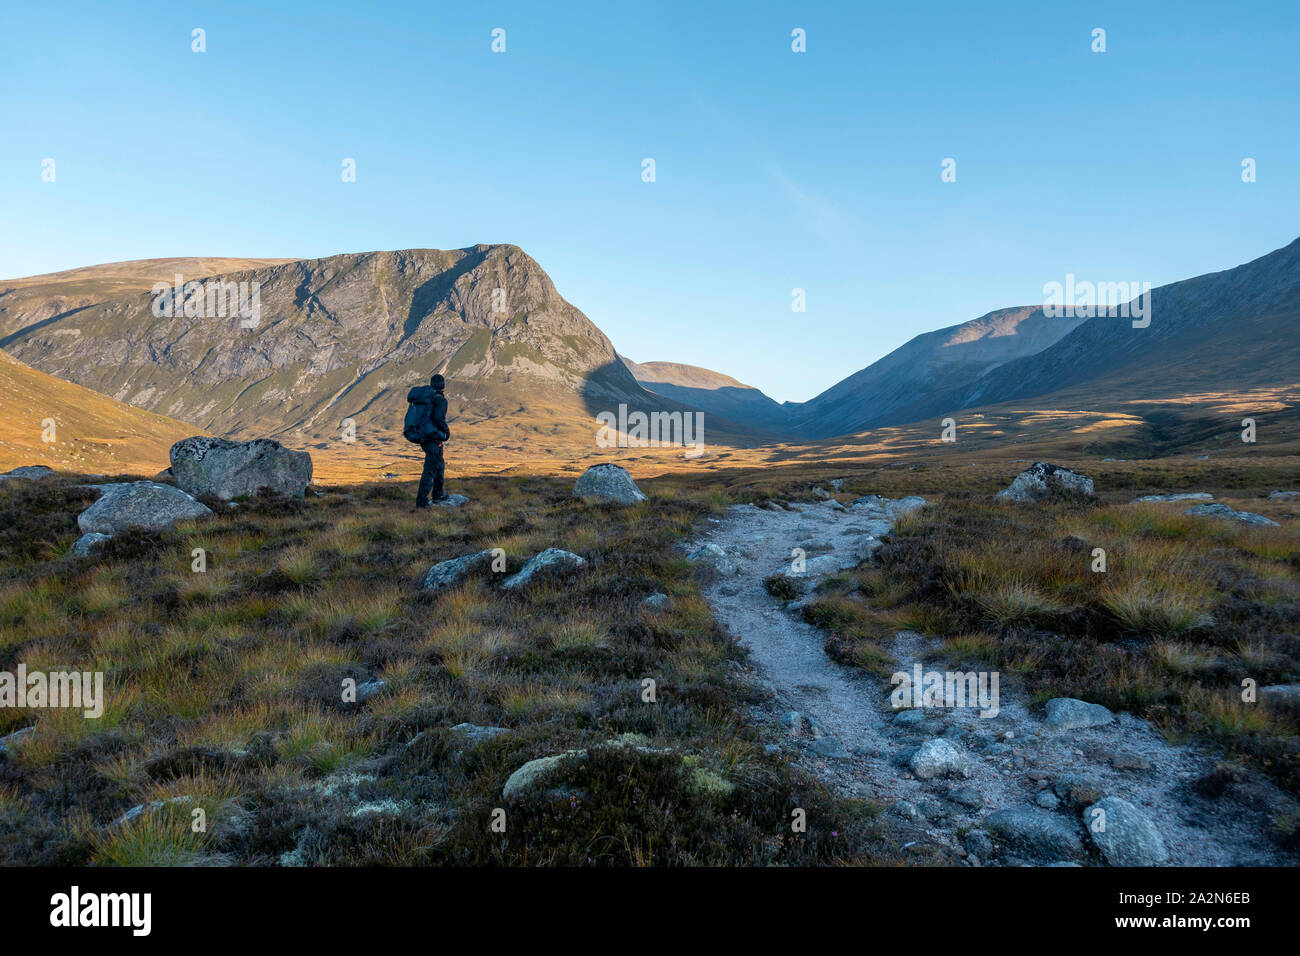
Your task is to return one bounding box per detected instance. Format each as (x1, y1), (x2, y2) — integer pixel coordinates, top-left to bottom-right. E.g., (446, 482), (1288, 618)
(0, 470), (878, 867)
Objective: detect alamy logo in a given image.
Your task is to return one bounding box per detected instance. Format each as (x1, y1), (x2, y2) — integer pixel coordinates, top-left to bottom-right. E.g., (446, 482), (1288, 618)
(596, 404), (705, 458)
(50, 886), (151, 936)
(151, 274), (262, 328)
(890, 664), (1000, 718)
(1042, 274), (1152, 328)
(0, 664), (104, 718)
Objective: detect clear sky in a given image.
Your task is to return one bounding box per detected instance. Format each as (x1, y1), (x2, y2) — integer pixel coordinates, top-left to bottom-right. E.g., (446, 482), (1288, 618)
(2, 1), (1297, 402)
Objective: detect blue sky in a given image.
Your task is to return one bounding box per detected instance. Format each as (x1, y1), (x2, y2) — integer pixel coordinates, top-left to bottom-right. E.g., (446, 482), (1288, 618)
(2, 1), (1297, 402)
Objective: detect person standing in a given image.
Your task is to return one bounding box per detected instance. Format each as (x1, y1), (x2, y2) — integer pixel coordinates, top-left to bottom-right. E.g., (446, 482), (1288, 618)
(404, 373), (450, 508)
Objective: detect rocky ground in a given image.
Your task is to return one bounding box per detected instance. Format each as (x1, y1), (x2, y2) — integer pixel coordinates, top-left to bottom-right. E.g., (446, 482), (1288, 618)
(692, 496), (1297, 866)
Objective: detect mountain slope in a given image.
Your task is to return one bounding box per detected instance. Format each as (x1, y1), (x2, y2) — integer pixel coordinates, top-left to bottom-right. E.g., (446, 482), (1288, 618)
(783, 305), (1089, 437)
(621, 357), (794, 433)
(951, 237), (1300, 413)
(2, 246), (763, 470)
(0, 257), (295, 339)
(0, 349), (201, 474)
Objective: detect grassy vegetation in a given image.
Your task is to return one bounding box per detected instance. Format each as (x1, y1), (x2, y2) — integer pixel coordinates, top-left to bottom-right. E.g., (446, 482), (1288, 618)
(800, 475), (1300, 795)
(0, 472), (894, 866)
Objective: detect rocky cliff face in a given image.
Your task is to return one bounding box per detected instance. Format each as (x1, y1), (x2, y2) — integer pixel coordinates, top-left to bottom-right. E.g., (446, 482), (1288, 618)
(3, 245), (654, 448)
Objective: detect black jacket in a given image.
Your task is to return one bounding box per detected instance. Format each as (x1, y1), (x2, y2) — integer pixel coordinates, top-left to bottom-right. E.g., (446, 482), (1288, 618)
(407, 386), (449, 443)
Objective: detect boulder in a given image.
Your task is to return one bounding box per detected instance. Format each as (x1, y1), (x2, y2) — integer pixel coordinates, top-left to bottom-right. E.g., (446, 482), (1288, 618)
(0, 465), (55, 482)
(421, 550), (496, 593)
(1085, 796), (1169, 865)
(449, 723), (513, 747)
(432, 493), (469, 507)
(1268, 490), (1300, 500)
(686, 542), (736, 576)
(909, 738), (970, 780)
(170, 436), (312, 500)
(996, 462), (1094, 502)
(780, 553), (844, 592)
(78, 481), (212, 535)
(985, 805), (1084, 860)
(1259, 684), (1300, 709)
(500, 548), (587, 591)
(1043, 698), (1114, 732)
(71, 532), (112, 557)
(0, 726), (33, 755)
(849, 495), (928, 517)
(1184, 503), (1279, 527)
(1133, 492), (1213, 502)
(502, 751), (589, 799)
(642, 591), (671, 610)
(573, 463), (647, 505)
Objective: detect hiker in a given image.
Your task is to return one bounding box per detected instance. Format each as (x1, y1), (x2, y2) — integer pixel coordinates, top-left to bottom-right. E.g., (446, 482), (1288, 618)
(404, 373), (451, 508)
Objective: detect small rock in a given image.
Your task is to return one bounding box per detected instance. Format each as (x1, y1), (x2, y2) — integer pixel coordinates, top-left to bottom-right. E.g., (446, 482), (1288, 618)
(1084, 796), (1169, 866)
(808, 735), (849, 760)
(1184, 503), (1279, 527)
(948, 786), (984, 810)
(449, 723), (513, 747)
(432, 493), (470, 507)
(421, 550), (496, 593)
(686, 542), (736, 576)
(909, 738), (970, 780)
(995, 462), (1095, 503)
(1133, 492), (1213, 502)
(1268, 490), (1300, 500)
(500, 548), (587, 591)
(355, 679), (386, 703)
(1043, 698), (1114, 732)
(1035, 791), (1061, 809)
(642, 591), (671, 610)
(573, 464), (647, 505)
(71, 532), (112, 557)
(984, 805), (1084, 860)
(965, 829), (994, 857)
(1111, 751), (1152, 771)
(0, 726), (33, 755)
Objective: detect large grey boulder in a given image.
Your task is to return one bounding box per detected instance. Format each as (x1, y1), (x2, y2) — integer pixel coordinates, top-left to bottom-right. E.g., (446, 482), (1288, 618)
(421, 550), (496, 593)
(573, 463), (647, 505)
(1085, 796), (1169, 865)
(170, 436), (312, 500)
(985, 805), (1085, 860)
(995, 462), (1094, 503)
(0, 465), (55, 483)
(1184, 503), (1279, 527)
(78, 481), (212, 534)
(1044, 698), (1114, 732)
(501, 548), (587, 591)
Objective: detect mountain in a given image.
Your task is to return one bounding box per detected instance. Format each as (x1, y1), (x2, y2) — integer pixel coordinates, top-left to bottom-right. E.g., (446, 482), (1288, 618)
(948, 237), (1300, 413)
(1, 246), (760, 473)
(0, 349), (201, 474)
(0, 257), (295, 339)
(781, 305), (1090, 438)
(647, 236), (1300, 441)
(621, 357), (793, 433)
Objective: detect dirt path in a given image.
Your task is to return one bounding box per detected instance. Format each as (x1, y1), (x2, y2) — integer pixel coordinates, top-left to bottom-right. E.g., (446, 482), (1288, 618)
(695, 498), (1295, 866)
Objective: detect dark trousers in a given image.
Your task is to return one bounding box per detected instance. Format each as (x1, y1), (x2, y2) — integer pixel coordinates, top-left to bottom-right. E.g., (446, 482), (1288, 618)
(416, 442), (445, 504)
